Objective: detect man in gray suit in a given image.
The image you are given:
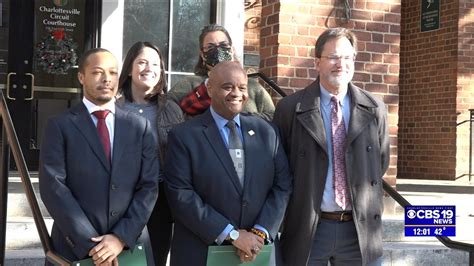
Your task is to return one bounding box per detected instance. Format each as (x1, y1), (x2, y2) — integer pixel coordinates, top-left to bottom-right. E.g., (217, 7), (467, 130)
(39, 48), (159, 265)
(273, 28), (390, 265)
(165, 61), (292, 266)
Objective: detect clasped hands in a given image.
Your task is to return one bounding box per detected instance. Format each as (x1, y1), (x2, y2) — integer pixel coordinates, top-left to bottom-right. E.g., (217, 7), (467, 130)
(88, 234), (125, 266)
(232, 229), (265, 263)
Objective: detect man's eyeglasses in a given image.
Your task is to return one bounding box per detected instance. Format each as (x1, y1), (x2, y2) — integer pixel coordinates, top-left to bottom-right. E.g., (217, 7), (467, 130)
(202, 42), (231, 52)
(319, 55), (355, 63)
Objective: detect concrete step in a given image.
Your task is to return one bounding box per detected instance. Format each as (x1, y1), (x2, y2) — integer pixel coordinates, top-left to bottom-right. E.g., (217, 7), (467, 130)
(6, 217), (52, 250)
(381, 242), (469, 265)
(5, 249), (45, 266)
(396, 177), (474, 194)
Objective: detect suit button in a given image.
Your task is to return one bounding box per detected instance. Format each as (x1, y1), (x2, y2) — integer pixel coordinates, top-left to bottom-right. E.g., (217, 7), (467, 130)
(371, 180), (378, 186)
(111, 211), (118, 217)
(367, 146), (372, 152)
(111, 184), (117, 190)
(298, 150), (305, 157)
(242, 201), (248, 207)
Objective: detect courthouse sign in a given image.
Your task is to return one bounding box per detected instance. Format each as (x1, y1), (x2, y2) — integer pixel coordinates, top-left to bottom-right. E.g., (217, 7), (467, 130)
(421, 0), (440, 32)
(34, 0), (85, 76)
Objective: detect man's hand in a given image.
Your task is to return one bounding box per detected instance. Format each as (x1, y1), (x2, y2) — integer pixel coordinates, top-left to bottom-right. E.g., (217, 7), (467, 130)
(236, 248), (256, 263)
(231, 230), (264, 262)
(89, 234), (125, 265)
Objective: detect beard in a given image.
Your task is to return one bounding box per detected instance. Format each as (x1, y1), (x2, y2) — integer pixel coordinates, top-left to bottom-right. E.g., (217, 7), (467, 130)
(326, 71), (354, 89)
(96, 95), (113, 103)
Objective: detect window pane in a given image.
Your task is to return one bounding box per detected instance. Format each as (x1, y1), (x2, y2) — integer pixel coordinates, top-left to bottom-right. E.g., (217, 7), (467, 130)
(123, 0), (170, 63)
(171, 0), (211, 73)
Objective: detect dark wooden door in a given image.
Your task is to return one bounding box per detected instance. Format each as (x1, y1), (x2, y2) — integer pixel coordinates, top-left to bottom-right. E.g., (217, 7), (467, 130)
(5, 0), (100, 170)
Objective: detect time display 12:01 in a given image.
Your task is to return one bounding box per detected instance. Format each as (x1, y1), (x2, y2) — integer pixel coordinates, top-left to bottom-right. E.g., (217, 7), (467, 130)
(412, 228), (430, 236)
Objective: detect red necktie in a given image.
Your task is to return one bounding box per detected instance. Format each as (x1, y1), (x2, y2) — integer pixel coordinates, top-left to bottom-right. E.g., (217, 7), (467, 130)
(93, 110), (111, 164)
(331, 96), (350, 210)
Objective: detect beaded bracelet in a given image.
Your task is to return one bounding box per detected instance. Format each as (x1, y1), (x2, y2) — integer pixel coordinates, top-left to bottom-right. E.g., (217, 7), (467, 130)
(250, 228), (266, 240)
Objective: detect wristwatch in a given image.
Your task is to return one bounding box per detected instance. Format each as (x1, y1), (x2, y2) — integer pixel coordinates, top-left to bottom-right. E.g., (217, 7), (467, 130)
(228, 229), (240, 242)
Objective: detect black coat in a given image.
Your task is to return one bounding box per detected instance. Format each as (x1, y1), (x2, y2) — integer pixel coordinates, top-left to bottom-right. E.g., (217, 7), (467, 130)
(273, 80), (390, 265)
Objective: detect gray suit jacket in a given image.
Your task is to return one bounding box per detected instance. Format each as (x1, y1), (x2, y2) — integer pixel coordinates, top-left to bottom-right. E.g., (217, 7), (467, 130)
(273, 80), (390, 265)
(39, 103), (159, 262)
(165, 110), (292, 266)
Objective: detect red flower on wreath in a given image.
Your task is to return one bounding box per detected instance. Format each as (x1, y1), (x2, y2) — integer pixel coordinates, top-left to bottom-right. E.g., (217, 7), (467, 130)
(53, 29), (65, 41)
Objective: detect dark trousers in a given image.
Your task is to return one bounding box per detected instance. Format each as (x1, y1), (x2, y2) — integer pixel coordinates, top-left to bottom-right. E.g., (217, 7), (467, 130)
(308, 219), (362, 266)
(148, 185), (173, 266)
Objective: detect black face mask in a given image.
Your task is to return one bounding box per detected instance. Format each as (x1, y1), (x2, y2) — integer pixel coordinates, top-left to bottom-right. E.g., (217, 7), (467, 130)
(203, 46), (233, 67)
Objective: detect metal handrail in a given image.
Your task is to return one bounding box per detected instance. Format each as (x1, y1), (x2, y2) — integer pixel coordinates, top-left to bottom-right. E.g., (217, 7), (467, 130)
(0, 90), (70, 265)
(252, 72), (474, 266)
(456, 110), (474, 182)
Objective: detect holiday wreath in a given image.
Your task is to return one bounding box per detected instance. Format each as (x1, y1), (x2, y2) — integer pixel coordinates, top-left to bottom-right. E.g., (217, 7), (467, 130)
(35, 29), (78, 75)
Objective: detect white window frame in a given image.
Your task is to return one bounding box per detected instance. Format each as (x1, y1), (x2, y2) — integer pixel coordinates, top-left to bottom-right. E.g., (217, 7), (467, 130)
(99, 0), (244, 91)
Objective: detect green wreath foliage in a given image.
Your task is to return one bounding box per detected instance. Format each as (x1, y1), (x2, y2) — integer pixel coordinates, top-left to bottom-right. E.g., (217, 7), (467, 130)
(35, 30), (78, 75)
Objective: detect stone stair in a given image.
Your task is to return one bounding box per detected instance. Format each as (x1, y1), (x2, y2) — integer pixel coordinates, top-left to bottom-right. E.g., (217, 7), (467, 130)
(3, 175), (474, 265)
(4, 175), (49, 265)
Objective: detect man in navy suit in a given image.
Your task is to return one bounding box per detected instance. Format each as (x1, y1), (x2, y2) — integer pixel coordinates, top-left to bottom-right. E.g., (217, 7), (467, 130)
(39, 48), (159, 265)
(165, 61), (292, 266)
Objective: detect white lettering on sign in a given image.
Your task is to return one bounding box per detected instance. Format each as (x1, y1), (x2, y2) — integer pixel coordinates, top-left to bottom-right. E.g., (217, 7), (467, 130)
(38, 5), (80, 29)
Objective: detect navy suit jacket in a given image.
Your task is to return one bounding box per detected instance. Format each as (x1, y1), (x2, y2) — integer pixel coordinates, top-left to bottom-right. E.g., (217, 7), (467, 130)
(165, 110), (292, 266)
(39, 102), (159, 261)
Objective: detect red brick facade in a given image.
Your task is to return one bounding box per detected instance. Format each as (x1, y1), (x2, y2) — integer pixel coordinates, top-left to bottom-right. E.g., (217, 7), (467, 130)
(456, 0), (474, 180)
(397, 1), (474, 180)
(245, 0), (401, 185)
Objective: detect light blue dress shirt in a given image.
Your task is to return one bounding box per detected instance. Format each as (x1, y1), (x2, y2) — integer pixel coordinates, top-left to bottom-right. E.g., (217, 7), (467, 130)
(319, 85), (352, 212)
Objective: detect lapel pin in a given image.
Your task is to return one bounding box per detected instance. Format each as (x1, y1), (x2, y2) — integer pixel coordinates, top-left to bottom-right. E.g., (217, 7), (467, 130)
(248, 130), (255, 136)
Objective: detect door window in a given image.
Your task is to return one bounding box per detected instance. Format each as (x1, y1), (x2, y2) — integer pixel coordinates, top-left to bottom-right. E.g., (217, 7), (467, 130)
(122, 0), (215, 89)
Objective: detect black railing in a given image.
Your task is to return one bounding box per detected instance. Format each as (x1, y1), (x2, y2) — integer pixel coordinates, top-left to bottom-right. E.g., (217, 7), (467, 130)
(457, 109), (474, 182)
(0, 90), (69, 265)
(251, 72), (474, 266)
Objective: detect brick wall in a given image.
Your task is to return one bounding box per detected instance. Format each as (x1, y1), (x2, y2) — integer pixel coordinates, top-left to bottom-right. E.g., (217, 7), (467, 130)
(252, 0), (401, 185)
(398, 1), (459, 180)
(456, 0), (474, 179)
(244, 0), (262, 72)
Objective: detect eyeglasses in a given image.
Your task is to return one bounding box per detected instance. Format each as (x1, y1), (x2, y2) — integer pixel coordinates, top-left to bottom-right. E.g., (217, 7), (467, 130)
(319, 55), (355, 63)
(202, 42), (231, 52)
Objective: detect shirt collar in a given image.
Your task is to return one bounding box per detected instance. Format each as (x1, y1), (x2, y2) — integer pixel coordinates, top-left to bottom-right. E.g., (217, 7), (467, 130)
(210, 106), (241, 131)
(82, 97), (116, 115)
(319, 83), (348, 108)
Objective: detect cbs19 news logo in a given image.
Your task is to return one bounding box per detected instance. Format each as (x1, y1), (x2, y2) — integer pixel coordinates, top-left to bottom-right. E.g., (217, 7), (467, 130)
(404, 206), (455, 237)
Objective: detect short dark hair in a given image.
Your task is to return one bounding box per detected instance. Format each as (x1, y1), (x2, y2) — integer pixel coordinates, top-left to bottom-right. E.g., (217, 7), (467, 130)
(194, 24), (233, 76)
(118, 41), (168, 103)
(314, 27), (357, 58)
(78, 48), (112, 73)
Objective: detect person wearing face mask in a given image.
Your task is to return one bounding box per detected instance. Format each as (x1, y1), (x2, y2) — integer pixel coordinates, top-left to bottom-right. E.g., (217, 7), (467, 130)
(117, 41), (184, 266)
(169, 24), (275, 121)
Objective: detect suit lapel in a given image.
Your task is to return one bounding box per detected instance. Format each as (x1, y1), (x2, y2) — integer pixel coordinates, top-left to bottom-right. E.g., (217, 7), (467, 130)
(240, 116), (256, 190)
(201, 111), (243, 195)
(69, 103), (110, 171)
(346, 85), (377, 145)
(111, 105), (128, 171)
(296, 81), (328, 155)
